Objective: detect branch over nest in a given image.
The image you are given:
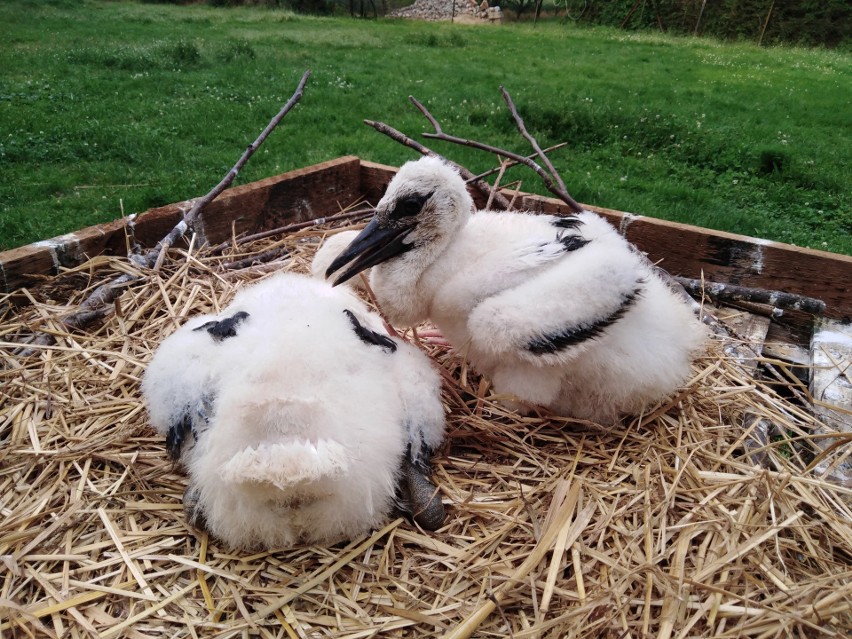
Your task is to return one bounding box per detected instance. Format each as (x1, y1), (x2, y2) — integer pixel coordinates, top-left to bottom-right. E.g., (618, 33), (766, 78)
(365, 86), (827, 322)
(363, 119), (511, 210)
(411, 92), (582, 213)
(150, 70), (311, 271)
(15, 71), (312, 354)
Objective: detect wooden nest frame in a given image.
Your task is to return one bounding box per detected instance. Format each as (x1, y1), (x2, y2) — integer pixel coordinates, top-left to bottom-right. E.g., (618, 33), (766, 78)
(1, 156), (851, 638)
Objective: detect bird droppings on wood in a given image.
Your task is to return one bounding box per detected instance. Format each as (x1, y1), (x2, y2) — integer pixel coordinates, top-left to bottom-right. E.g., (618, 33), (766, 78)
(1, 213), (850, 637)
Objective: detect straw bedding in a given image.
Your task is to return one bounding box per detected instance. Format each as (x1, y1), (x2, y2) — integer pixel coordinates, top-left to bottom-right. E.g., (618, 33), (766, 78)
(1, 218), (850, 638)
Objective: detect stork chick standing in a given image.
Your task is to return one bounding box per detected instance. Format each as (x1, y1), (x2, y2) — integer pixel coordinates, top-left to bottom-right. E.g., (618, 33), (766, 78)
(326, 156), (706, 424)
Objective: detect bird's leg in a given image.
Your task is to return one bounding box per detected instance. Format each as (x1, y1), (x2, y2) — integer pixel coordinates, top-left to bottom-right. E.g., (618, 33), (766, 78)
(414, 324), (451, 347)
(397, 442), (445, 531)
(183, 485), (209, 534)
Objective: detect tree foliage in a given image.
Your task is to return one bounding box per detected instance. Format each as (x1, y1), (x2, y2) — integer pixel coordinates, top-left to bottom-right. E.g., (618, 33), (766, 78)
(557, 0), (849, 48)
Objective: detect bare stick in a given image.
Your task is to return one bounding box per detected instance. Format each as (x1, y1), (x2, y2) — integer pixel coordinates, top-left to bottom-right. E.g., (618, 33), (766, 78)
(485, 159), (509, 210)
(220, 246), (291, 272)
(15, 71), (312, 353)
(499, 86), (582, 212)
(152, 70), (312, 271)
(467, 142), (568, 182)
(364, 119), (511, 210)
(410, 95), (583, 213)
(210, 207), (374, 255)
(675, 277), (826, 315)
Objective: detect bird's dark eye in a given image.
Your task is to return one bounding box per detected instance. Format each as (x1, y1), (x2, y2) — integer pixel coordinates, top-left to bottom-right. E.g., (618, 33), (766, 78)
(391, 193), (430, 219)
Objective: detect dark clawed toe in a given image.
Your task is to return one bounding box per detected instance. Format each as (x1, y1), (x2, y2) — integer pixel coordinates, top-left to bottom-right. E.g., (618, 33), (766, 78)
(183, 486), (209, 533)
(166, 413), (193, 463)
(403, 459), (446, 531)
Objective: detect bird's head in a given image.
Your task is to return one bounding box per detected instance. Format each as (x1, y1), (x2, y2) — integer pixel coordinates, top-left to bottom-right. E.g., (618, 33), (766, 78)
(326, 156), (473, 286)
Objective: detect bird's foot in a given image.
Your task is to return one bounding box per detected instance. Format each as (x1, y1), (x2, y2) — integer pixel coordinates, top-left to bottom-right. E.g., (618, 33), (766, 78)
(415, 325), (451, 347)
(399, 458), (445, 531)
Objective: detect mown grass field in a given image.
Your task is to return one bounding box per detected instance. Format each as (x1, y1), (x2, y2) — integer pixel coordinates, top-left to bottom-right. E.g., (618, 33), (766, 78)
(1, 0), (849, 254)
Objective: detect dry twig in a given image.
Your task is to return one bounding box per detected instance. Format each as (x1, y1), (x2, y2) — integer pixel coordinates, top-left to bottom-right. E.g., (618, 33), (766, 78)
(364, 118), (511, 209)
(13, 71), (312, 354)
(151, 70), (311, 271)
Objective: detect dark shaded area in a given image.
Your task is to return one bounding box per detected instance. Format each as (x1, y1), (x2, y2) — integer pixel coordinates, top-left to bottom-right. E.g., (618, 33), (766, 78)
(555, 0), (849, 49)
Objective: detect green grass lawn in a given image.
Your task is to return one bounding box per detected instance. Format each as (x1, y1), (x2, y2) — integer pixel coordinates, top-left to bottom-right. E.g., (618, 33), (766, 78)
(1, 0), (849, 254)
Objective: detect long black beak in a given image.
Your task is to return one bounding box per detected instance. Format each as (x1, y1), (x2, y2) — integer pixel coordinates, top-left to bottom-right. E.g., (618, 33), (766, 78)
(325, 217), (415, 286)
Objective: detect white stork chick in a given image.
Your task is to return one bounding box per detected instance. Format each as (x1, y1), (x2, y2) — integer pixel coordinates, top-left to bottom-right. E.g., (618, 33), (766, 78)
(141, 272), (445, 550)
(325, 156), (707, 424)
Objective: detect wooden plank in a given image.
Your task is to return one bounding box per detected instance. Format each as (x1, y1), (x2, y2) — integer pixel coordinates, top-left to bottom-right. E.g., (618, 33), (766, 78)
(810, 319), (852, 481)
(0, 157), (362, 294)
(811, 320), (852, 430)
(2, 156), (850, 324)
(196, 155), (361, 243)
(359, 160), (399, 204)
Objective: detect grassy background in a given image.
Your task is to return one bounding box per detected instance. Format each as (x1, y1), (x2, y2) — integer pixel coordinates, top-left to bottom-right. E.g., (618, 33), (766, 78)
(1, 0), (849, 254)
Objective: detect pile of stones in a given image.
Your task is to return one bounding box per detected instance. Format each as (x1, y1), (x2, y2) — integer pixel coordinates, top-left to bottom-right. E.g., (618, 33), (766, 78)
(388, 0), (504, 23)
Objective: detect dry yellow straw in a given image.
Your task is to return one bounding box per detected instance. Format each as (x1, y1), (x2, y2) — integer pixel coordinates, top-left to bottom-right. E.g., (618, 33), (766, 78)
(443, 482), (596, 639)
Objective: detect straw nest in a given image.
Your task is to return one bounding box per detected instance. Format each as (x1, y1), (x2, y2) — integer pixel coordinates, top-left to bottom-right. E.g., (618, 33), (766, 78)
(1, 218), (850, 639)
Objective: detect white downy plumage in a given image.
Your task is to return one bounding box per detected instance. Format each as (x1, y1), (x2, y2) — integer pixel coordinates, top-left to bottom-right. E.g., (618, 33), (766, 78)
(311, 230), (363, 288)
(325, 156), (707, 424)
(142, 272), (445, 550)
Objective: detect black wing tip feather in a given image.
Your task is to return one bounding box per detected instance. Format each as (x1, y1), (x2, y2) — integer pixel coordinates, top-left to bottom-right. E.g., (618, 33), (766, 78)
(165, 413), (193, 462)
(559, 234), (591, 253)
(343, 309), (397, 353)
(165, 394), (212, 462)
(193, 311), (250, 342)
(551, 215), (584, 230)
(527, 286), (644, 355)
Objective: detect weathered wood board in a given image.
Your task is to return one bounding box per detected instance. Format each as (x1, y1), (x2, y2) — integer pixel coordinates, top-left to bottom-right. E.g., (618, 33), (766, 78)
(2, 156), (851, 332)
(811, 319), (852, 435)
(0, 157), (362, 294)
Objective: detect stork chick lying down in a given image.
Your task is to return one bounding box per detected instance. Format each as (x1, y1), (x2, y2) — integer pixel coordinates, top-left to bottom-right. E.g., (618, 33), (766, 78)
(325, 156), (707, 424)
(141, 273), (446, 550)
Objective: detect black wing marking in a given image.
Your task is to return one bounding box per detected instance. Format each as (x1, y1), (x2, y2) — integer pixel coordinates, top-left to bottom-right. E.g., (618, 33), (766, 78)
(539, 216), (589, 254)
(192, 311), (250, 342)
(165, 413), (193, 462)
(551, 215), (584, 230)
(344, 309), (397, 353)
(527, 286), (644, 355)
(558, 233), (591, 253)
(165, 394), (213, 462)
